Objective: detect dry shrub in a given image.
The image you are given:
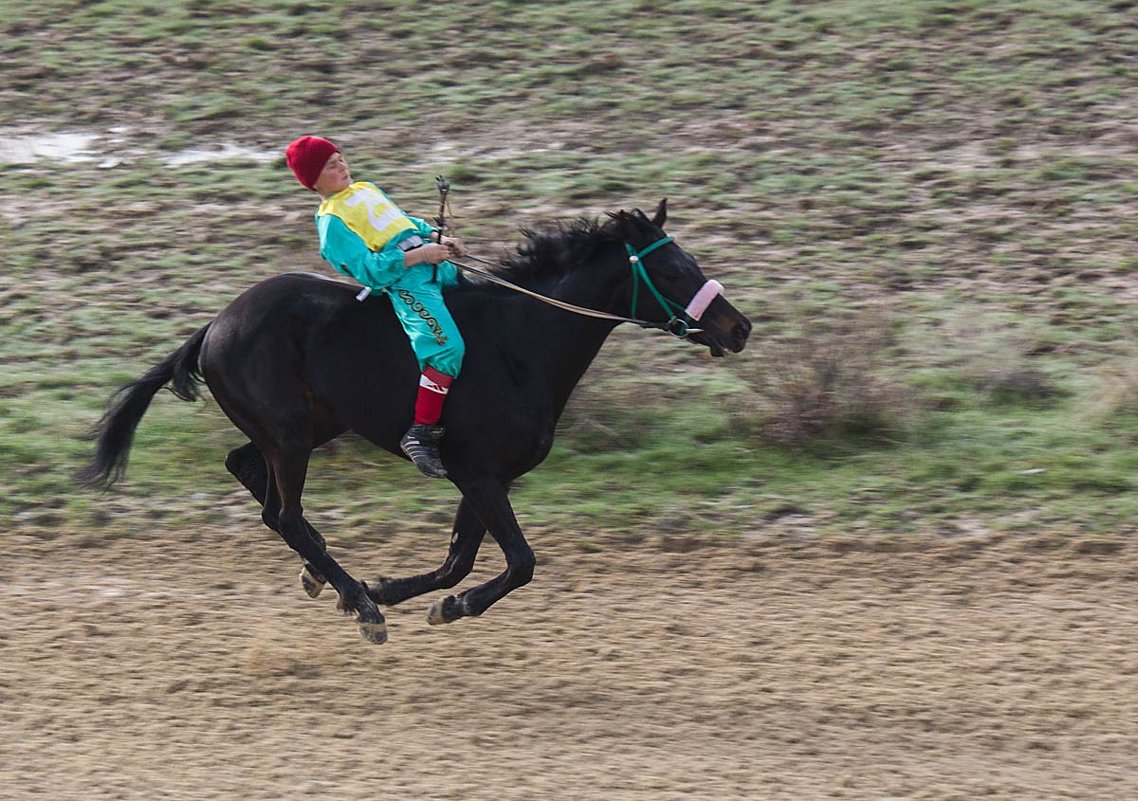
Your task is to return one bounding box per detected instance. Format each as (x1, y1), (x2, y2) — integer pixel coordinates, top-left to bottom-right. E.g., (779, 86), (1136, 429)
(743, 312), (916, 449)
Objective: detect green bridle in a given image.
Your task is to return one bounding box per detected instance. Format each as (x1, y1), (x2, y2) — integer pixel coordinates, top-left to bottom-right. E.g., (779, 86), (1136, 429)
(626, 236), (697, 337)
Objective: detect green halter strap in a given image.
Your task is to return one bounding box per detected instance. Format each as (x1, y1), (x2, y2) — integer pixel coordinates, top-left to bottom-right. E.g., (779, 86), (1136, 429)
(627, 236), (692, 333)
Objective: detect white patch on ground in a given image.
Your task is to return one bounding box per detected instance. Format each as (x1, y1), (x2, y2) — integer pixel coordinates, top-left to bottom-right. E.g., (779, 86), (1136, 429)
(0, 127), (278, 166)
(162, 143), (279, 166)
(0, 131), (101, 164)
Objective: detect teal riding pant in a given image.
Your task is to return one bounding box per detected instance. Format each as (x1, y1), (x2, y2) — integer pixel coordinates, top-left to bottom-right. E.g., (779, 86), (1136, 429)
(386, 261), (464, 378)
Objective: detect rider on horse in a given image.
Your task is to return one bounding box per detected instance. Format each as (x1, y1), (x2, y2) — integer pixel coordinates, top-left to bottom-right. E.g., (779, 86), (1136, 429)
(285, 135), (467, 479)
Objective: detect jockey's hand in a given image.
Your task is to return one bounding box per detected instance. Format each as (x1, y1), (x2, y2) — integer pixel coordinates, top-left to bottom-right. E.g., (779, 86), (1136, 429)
(441, 235), (468, 257)
(406, 244), (453, 267)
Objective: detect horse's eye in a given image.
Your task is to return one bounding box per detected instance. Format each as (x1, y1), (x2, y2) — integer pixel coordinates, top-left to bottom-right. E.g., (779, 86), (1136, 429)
(656, 254), (692, 280)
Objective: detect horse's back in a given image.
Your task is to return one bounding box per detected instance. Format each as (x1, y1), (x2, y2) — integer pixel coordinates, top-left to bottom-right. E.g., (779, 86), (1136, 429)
(217, 272), (357, 326)
(201, 272), (419, 446)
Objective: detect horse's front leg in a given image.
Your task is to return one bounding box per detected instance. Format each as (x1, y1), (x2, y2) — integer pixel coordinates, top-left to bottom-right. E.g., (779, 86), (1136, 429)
(427, 478), (535, 626)
(367, 498), (486, 607)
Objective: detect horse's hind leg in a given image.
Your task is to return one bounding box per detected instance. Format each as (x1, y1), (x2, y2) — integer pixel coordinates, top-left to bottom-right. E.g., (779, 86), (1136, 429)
(368, 498), (486, 607)
(427, 478), (535, 626)
(267, 445), (387, 644)
(226, 442), (328, 598)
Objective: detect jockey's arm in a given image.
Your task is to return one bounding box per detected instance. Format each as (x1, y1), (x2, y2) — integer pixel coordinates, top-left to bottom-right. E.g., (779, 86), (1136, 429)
(439, 234), (467, 256)
(403, 244), (453, 267)
(318, 215), (412, 289)
(408, 215), (467, 257)
(318, 214), (457, 288)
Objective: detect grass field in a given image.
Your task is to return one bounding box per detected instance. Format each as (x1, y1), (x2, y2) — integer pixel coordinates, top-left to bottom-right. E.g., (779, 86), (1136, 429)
(4, 0), (1138, 541)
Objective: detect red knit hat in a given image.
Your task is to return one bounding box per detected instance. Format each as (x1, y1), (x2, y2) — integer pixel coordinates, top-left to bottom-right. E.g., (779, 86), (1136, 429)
(285, 135), (339, 189)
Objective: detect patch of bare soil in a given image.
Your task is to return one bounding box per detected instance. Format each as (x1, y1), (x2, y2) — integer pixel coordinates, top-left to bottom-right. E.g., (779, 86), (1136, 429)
(4, 526), (1137, 801)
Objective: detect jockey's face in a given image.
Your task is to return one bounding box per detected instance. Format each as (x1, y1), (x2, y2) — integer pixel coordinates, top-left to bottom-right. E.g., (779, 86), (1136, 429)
(314, 151), (352, 196)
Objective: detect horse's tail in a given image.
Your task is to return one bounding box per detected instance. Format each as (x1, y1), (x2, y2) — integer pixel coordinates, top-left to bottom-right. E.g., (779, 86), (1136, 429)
(78, 324), (211, 490)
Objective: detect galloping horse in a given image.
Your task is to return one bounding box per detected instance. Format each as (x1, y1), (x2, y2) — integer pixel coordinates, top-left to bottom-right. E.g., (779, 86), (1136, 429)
(81, 201), (751, 643)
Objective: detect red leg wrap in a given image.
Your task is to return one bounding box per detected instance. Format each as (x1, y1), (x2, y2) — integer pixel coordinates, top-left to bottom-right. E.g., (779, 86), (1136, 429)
(414, 367), (453, 425)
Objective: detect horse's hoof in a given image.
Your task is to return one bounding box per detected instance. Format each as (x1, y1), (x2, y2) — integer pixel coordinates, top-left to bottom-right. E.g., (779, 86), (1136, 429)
(359, 619), (388, 644)
(299, 564), (326, 598)
(357, 602), (388, 644)
(427, 595), (463, 626)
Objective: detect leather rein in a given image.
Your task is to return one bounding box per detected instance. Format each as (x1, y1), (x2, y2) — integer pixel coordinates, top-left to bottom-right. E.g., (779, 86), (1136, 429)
(449, 237), (722, 338)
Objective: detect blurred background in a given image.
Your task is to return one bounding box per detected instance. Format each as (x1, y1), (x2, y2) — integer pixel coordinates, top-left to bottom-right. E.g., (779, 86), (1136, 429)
(4, 3), (1138, 800)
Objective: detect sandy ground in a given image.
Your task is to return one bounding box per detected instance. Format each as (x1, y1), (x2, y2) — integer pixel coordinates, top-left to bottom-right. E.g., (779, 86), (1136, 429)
(3, 521), (1137, 801)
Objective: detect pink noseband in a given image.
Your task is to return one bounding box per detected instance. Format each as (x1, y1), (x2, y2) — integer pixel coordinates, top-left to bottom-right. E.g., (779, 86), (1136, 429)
(684, 280), (724, 321)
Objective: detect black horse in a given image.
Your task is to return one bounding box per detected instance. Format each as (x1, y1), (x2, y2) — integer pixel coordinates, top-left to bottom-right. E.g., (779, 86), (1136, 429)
(81, 201), (751, 643)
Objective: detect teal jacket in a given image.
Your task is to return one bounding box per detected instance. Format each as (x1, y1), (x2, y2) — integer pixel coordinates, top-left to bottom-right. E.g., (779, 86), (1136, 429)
(315, 190), (459, 290)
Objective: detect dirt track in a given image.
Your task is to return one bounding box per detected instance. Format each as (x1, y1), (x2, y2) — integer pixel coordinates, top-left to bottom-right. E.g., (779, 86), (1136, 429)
(4, 523), (1136, 801)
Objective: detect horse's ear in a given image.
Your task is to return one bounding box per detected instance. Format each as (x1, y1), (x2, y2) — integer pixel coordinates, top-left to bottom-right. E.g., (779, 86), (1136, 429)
(652, 198), (668, 228)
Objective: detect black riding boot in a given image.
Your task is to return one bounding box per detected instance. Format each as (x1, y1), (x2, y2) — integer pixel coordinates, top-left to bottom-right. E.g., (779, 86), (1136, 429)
(400, 424), (447, 478)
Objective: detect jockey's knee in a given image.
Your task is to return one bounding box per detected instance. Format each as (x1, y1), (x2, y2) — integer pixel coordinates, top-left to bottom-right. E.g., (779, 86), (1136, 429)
(430, 339), (465, 379)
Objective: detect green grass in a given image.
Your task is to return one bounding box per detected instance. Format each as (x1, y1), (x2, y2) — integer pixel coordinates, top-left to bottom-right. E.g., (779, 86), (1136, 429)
(4, 0), (1138, 541)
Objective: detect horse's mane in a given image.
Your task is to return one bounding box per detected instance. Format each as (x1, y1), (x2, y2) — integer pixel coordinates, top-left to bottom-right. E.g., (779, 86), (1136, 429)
(495, 214), (626, 283)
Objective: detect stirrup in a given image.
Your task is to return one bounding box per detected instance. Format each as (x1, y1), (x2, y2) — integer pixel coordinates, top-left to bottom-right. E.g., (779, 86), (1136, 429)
(400, 424), (447, 478)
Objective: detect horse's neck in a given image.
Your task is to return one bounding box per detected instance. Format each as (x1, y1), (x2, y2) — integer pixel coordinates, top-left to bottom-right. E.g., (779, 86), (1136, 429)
(526, 263), (626, 412)
(545, 316), (620, 410)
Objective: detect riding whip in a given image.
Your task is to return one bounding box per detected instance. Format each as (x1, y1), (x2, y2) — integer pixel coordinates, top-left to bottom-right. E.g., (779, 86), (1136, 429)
(432, 175), (451, 283)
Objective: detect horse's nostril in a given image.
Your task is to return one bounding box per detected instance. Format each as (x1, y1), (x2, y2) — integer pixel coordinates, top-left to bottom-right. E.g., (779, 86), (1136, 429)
(732, 322), (751, 351)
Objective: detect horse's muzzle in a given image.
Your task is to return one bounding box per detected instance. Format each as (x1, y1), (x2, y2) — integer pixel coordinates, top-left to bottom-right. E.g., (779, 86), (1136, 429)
(692, 299), (751, 357)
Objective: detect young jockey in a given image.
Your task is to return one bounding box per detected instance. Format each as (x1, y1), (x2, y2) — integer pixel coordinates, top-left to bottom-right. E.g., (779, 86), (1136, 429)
(285, 135), (466, 479)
